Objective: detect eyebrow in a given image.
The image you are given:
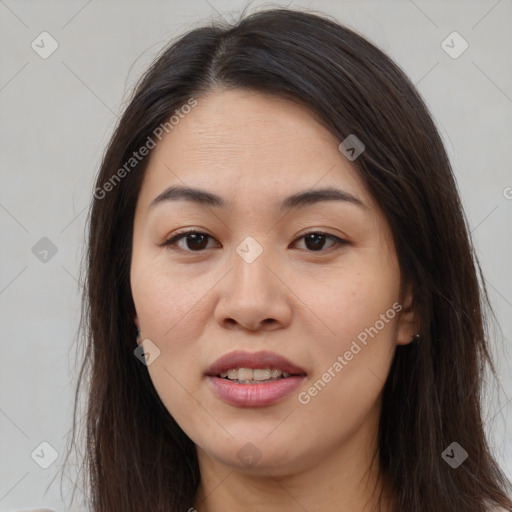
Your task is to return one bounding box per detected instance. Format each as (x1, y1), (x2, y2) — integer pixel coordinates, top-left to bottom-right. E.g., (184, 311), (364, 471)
(148, 185), (367, 212)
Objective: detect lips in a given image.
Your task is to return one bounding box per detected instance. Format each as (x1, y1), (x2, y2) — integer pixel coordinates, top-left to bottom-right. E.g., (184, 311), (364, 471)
(205, 350), (307, 377)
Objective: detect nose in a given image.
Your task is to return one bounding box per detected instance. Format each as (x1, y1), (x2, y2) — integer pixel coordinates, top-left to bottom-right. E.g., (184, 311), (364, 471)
(213, 248), (293, 332)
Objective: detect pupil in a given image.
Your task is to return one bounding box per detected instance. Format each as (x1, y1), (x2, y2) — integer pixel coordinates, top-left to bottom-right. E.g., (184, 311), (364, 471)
(305, 233), (325, 251)
(187, 233), (208, 250)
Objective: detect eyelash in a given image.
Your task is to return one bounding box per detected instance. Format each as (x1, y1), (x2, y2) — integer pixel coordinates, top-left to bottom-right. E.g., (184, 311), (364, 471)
(160, 229), (349, 254)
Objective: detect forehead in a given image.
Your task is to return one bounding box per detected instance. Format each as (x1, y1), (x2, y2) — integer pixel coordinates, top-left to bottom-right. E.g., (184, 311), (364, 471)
(138, 88), (375, 212)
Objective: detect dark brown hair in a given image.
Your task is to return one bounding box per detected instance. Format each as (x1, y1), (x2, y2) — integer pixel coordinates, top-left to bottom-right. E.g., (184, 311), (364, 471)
(64, 7), (512, 512)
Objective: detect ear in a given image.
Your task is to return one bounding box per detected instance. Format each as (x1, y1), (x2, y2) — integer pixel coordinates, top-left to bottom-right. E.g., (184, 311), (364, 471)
(396, 283), (421, 346)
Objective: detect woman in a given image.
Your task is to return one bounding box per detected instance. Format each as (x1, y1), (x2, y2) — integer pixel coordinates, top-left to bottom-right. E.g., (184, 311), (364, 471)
(59, 6), (511, 512)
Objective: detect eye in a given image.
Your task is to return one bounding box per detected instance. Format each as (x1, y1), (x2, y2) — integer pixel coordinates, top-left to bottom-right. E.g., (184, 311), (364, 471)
(161, 230), (218, 252)
(292, 231), (348, 252)
(161, 229), (348, 253)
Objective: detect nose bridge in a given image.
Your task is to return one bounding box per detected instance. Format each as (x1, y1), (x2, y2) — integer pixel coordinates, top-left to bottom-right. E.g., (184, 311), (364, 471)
(213, 235), (292, 331)
(230, 235), (277, 298)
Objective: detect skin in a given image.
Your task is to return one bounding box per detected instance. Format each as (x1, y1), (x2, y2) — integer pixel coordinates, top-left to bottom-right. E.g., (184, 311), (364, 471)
(130, 88), (420, 512)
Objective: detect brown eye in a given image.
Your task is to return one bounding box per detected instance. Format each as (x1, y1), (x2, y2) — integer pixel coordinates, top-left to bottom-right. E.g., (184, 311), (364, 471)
(294, 232), (347, 252)
(162, 230), (347, 254)
(162, 230), (217, 252)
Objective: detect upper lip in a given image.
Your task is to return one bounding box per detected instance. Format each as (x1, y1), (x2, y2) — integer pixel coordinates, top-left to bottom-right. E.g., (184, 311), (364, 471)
(205, 350), (307, 376)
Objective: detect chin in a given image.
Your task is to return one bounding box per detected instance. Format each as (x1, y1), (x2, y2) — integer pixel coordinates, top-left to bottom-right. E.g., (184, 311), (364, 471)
(199, 436), (312, 476)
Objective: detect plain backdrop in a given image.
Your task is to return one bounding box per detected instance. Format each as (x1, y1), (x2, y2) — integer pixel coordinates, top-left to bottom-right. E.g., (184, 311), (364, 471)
(1, 1), (511, 510)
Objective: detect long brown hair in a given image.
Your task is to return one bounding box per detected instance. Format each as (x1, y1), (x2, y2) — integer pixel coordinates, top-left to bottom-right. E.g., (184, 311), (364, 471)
(64, 7), (512, 511)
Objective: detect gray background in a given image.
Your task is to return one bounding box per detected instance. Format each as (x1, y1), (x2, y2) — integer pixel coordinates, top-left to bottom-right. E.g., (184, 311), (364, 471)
(1, 1), (511, 510)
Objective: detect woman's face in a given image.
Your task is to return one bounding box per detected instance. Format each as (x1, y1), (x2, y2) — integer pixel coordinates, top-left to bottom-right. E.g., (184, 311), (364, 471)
(130, 88), (418, 476)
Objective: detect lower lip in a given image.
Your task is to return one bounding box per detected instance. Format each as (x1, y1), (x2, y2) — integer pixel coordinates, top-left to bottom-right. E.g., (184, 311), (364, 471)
(206, 375), (306, 407)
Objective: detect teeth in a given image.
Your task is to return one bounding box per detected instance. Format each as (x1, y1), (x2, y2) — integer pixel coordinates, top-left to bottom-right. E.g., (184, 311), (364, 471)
(253, 369), (272, 380)
(239, 368), (254, 381)
(219, 368), (291, 381)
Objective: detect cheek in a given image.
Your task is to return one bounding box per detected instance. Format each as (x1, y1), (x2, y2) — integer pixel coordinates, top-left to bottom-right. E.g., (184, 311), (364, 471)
(131, 258), (211, 423)
(131, 254), (219, 403)
(302, 255), (400, 343)
(294, 254), (400, 404)
(131, 253), (210, 343)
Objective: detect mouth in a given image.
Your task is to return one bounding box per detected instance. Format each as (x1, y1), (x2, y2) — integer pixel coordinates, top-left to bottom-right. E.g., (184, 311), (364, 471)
(205, 349), (307, 380)
(205, 350), (307, 407)
(215, 367), (304, 384)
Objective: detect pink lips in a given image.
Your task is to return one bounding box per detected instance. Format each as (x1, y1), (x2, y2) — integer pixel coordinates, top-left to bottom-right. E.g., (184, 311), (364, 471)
(205, 350), (307, 408)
